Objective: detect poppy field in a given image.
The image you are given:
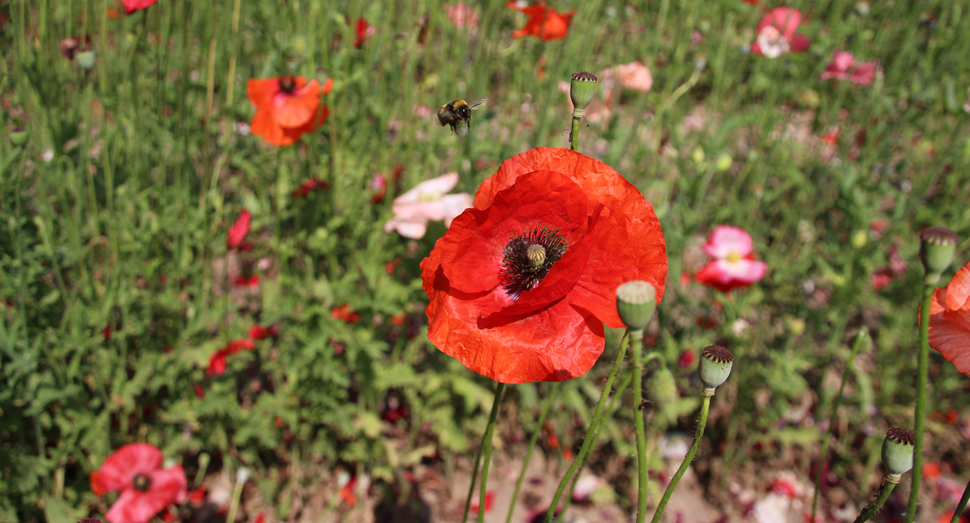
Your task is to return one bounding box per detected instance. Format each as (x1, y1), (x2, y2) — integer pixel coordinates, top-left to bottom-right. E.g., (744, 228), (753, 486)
(2, 0), (970, 522)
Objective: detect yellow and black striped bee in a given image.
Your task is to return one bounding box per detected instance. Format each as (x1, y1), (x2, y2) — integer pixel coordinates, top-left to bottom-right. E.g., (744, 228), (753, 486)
(437, 99), (487, 134)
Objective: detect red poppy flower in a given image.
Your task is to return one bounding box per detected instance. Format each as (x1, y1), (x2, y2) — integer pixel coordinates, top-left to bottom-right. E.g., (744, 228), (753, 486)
(206, 347), (231, 376)
(354, 18), (375, 47)
(369, 172), (388, 204)
(91, 443), (187, 523)
(820, 50), (879, 86)
(122, 0), (159, 15)
(247, 76), (331, 147)
(250, 325), (270, 340)
(331, 304), (360, 323)
(694, 226), (767, 292)
(508, 2), (575, 41)
(291, 178), (331, 198)
(233, 275), (260, 288)
(751, 7), (810, 58)
(227, 209), (251, 249)
(193, 385), (205, 399)
(469, 491), (495, 514)
(420, 147), (667, 383)
(928, 261), (970, 375)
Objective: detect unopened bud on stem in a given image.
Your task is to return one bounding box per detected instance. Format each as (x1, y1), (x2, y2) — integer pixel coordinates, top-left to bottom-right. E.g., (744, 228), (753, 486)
(699, 345), (734, 392)
(881, 427), (915, 478)
(570, 71), (597, 116)
(616, 281), (657, 331)
(919, 227), (957, 284)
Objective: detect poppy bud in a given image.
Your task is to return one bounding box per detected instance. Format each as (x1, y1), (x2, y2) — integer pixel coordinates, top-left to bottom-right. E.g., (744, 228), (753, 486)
(10, 127), (28, 147)
(236, 466), (251, 484)
(881, 427), (914, 478)
(919, 227), (957, 284)
(648, 366), (677, 410)
(615, 281), (657, 331)
(570, 71), (597, 115)
(76, 50), (97, 70)
(699, 345), (733, 392)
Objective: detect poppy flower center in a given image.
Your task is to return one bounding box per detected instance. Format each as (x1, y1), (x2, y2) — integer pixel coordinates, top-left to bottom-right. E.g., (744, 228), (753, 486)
(132, 473), (152, 492)
(501, 226), (568, 301)
(726, 251), (742, 263)
(278, 76), (297, 94)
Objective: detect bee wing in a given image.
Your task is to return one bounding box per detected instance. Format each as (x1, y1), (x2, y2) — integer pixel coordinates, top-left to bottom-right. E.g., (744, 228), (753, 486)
(467, 99), (487, 110)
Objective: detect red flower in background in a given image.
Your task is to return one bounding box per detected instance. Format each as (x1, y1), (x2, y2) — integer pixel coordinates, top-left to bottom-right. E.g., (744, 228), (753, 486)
(695, 226), (768, 292)
(90, 443), (187, 523)
(369, 172), (388, 204)
(233, 275), (260, 288)
(292, 178), (332, 198)
(469, 491), (495, 514)
(205, 339), (255, 376)
(421, 147), (667, 383)
(250, 325), (279, 340)
(227, 209), (251, 249)
(820, 50), (879, 86)
(751, 8), (810, 58)
(928, 261), (970, 375)
(247, 76), (332, 146)
(332, 304), (360, 323)
(354, 18), (374, 47)
(508, 2), (575, 41)
(122, 0), (158, 15)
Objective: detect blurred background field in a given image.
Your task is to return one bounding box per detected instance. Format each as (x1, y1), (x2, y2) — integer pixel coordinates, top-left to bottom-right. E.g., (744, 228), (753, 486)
(1, 0), (970, 521)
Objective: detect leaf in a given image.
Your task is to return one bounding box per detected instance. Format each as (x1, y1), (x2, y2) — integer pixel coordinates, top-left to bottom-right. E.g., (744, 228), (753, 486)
(42, 495), (84, 523)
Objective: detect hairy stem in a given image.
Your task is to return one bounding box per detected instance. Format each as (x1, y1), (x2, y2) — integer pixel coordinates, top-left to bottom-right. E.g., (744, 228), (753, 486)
(546, 331), (631, 523)
(463, 383), (505, 523)
(906, 285), (934, 523)
(631, 330), (649, 522)
(651, 393), (712, 523)
(855, 475), (899, 523)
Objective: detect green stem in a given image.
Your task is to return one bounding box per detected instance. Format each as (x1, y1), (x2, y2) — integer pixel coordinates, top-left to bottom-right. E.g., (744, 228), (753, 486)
(631, 330), (649, 522)
(906, 285), (934, 523)
(546, 331), (631, 523)
(478, 383), (505, 522)
(570, 110), (582, 151)
(950, 478), (970, 523)
(812, 328), (869, 523)
(651, 393), (712, 523)
(855, 476), (899, 523)
(506, 382), (561, 523)
(462, 383), (506, 523)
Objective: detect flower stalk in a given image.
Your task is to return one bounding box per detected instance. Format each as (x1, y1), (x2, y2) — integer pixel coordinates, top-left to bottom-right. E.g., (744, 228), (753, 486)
(906, 284), (939, 522)
(650, 393), (712, 523)
(545, 332), (630, 523)
(854, 475), (900, 523)
(951, 479), (970, 523)
(506, 382), (561, 523)
(463, 382), (506, 523)
(631, 329), (650, 522)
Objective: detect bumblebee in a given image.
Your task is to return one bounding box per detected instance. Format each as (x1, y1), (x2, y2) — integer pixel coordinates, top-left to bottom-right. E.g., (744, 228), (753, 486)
(437, 99), (487, 134)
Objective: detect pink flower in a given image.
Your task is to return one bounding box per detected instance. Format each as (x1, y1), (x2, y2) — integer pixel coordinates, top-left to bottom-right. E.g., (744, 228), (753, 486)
(445, 3), (479, 29)
(368, 172), (388, 204)
(820, 50), (878, 86)
(122, 0), (158, 15)
(90, 444), (187, 523)
(695, 226), (768, 292)
(383, 173), (473, 239)
(615, 61), (653, 92)
(751, 8), (810, 58)
(227, 209), (251, 249)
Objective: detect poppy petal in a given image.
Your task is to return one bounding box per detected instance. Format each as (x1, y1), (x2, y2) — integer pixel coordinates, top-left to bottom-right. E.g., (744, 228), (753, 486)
(945, 263), (970, 311)
(929, 286), (970, 375)
(96, 444), (163, 493)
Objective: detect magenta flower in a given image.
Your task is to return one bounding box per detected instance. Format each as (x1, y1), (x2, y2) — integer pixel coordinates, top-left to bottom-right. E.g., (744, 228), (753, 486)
(695, 226), (768, 292)
(445, 3), (479, 29)
(751, 8), (810, 58)
(383, 172), (472, 239)
(820, 50), (879, 86)
(90, 444), (187, 523)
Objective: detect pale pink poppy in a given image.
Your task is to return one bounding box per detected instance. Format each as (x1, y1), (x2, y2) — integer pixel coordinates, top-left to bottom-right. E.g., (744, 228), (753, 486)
(384, 173), (472, 239)
(445, 3), (479, 29)
(751, 8), (810, 58)
(615, 61), (653, 92)
(695, 225), (767, 292)
(820, 50), (878, 86)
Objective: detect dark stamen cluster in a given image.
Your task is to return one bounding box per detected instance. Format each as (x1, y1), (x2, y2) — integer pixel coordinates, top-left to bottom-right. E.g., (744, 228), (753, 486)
(502, 226), (568, 301)
(278, 76), (296, 94)
(132, 473), (152, 492)
(886, 427), (915, 445)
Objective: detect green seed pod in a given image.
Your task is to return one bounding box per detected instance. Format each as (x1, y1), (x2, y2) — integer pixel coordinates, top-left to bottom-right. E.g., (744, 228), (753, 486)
(881, 427), (915, 477)
(919, 227), (957, 284)
(9, 127), (28, 147)
(698, 345), (734, 392)
(570, 71), (598, 115)
(648, 366), (677, 411)
(615, 281), (657, 331)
